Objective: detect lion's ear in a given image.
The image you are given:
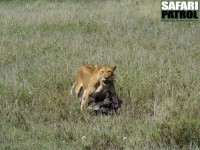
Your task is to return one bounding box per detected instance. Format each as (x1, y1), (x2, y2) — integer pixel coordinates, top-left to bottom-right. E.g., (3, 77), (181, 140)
(95, 65), (101, 70)
(112, 65), (117, 71)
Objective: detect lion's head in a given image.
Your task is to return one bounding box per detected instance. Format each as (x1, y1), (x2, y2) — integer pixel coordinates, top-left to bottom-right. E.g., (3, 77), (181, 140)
(96, 65), (116, 86)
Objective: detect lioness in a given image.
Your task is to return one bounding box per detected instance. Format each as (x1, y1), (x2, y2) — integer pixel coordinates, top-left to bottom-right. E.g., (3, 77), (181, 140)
(70, 64), (118, 113)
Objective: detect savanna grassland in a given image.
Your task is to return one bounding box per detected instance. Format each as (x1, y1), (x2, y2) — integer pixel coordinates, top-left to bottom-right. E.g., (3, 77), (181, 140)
(0, 0), (200, 149)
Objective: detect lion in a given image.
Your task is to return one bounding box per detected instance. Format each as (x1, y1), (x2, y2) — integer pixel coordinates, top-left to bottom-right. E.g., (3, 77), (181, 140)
(70, 64), (119, 113)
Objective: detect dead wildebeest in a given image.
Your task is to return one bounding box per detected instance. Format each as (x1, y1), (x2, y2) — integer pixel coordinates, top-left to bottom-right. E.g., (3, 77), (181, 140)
(75, 88), (121, 114)
(87, 91), (122, 115)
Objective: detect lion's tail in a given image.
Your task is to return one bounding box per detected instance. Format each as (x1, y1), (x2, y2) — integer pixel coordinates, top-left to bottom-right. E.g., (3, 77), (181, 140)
(70, 82), (76, 95)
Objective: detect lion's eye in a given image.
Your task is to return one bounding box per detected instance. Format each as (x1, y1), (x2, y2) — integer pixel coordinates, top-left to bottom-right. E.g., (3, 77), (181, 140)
(101, 70), (104, 73)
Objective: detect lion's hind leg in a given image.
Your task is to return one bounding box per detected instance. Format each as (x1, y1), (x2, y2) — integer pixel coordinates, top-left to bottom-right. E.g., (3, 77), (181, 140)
(70, 82), (76, 95)
(75, 82), (83, 101)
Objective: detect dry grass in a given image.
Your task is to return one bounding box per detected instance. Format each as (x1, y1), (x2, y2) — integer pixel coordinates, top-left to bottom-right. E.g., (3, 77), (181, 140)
(0, 0), (200, 149)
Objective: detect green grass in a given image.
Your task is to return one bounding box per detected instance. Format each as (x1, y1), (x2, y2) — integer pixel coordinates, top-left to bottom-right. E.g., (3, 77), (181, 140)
(0, 0), (200, 149)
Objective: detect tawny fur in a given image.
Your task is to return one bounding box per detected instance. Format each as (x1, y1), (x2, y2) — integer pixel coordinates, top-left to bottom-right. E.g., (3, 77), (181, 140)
(71, 64), (118, 113)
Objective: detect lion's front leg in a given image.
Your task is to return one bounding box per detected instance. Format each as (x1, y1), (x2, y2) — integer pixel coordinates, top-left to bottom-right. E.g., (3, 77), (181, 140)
(81, 88), (96, 113)
(80, 90), (89, 113)
(92, 84), (104, 97)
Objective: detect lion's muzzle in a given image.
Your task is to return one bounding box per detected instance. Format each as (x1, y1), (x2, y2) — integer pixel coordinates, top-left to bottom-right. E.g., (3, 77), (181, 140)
(103, 79), (110, 85)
